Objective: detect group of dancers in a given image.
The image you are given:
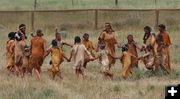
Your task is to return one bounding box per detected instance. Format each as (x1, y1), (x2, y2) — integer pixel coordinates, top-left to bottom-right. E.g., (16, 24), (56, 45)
(5, 23), (171, 80)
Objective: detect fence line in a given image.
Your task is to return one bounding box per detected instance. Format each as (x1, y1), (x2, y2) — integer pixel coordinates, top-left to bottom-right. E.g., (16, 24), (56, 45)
(0, 8), (180, 30)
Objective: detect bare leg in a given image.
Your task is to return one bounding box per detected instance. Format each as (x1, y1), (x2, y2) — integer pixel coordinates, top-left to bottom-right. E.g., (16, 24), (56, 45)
(57, 72), (63, 80)
(34, 68), (40, 80)
(103, 72), (108, 80)
(52, 72), (56, 80)
(83, 61), (88, 68)
(14, 65), (19, 76)
(7, 67), (11, 76)
(75, 69), (79, 80)
(79, 69), (86, 79)
(108, 64), (112, 70)
(106, 70), (114, 80)
(19, 65), (24, 78)
(81, 71), (86, 79)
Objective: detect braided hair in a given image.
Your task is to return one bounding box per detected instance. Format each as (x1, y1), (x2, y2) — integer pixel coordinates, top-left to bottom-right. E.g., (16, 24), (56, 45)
(143, 26), (151, 44)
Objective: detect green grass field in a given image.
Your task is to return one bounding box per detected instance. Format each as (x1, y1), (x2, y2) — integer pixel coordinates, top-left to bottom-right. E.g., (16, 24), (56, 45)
(0, 0), (180, 99)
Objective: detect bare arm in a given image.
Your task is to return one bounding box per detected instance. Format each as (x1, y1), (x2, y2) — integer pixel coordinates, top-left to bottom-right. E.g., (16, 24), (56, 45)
(96, 42), (100, 52)
(157, 44), (165, 52)
(62, 52), (70, 62)
(108, 53), (118, 59)
(91, 42), (98, 52)
(116, 43), (122, 48)
(130, 53), (138, 59)
(85, 49), (92, 58)
(10, 42), (15, 54)
(29, 40), (32, 51)
(138, 52), (150, 60)
(69, 49), (74, 61)
(43, 40), (47, 55)
(133, 42), (142, 51)
(63, 42), (73, 47)
(118, 54), (124, 60)
(114, 35), (121, 48)
(93, 54), (101, 60)
(43, 48), (52, 58)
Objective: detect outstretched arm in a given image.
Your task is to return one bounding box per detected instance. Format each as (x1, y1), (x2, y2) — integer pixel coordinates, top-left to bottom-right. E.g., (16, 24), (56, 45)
(63, 42), (73, 47)
(138, 52), (150, 60)
(43, 48), (52, 58)
(96, 42), (100, 52)
(133, 42), (142, 51)
(93, 54), (101, 61)
(116, 43), (122, 48)
(69, 49), (74, 61)
(91, 42), (98, 52)
(118, 54), (124, 59)
(62, 52), (70, 62)
(108, 53), (118, 59)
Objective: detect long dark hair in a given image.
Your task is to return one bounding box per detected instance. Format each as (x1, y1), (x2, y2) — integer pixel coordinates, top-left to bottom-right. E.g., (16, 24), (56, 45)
(7, 32), (16, 43)
(104, 23), (114, 32)
(143, 26), (151, 44)
(19, 24), (27, 39)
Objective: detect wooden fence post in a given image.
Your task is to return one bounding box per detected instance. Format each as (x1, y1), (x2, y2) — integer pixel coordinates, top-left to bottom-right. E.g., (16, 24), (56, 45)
(72, 0), (74, 6)
(115, 0), (118, 7)
(34, 0), (37, 10)
(155, 9), (159, 27)
(31, 11), (35, 30)
(95, 9), (98, 30)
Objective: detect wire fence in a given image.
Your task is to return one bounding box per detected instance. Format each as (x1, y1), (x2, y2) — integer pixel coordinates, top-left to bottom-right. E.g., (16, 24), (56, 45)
(0, 9), (179, 31)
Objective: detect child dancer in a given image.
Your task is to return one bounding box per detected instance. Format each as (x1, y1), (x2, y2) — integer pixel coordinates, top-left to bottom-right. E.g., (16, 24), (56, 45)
(44, 40), (69, 80)
(81, 33), (97, 68)
(93, 42), (114, 80)
(117, 45), (137, 79)
(139, 45), (155, 71)
(10, 33), (26, 77)
(69, 36), (93, 79)
(6, 32), (15, 75)
(155, 34), (169, 71)
(126, 34), (142, 68)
